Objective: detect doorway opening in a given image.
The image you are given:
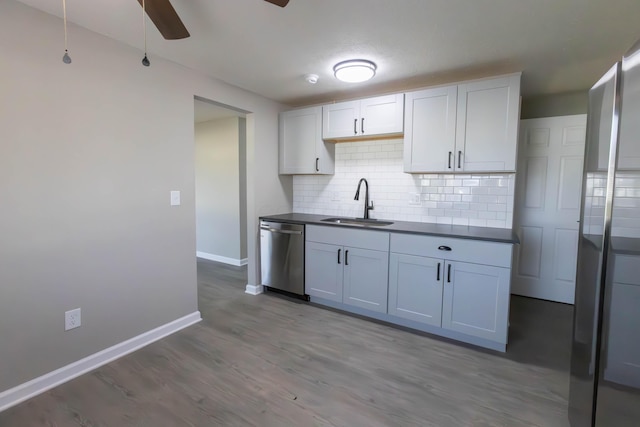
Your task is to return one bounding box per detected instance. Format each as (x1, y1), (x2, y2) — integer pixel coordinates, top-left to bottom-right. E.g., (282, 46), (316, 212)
(193, 96), (249, 268)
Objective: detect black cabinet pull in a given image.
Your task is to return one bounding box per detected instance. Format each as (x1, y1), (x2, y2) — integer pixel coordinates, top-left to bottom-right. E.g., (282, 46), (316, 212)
(337, 249), (341, 264)
(354, 118), (358, 135)
(438, 245), (452, 251)
(447, 264), (452, 283)
(345, 250), (349, 265)
(361, 117), (365, 134)
(315, 157), (319, 172)
(448, 151), (452, 169)
(458, 151), (462, 169)
(437, 263), (441, 281)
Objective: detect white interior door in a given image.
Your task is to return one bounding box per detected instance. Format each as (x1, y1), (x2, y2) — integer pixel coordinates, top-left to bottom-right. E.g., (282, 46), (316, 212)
(512, 115), (586, 304)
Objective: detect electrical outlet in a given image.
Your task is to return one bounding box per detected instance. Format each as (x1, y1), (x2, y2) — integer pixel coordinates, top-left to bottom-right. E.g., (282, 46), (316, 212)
(409, 193), (422, 206)
(65, 308), (81, 331)
(332, 192), (340, 201)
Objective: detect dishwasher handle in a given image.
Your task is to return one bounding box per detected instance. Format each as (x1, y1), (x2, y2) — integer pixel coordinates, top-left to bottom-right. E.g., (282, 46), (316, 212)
(260, 226), (303, 235)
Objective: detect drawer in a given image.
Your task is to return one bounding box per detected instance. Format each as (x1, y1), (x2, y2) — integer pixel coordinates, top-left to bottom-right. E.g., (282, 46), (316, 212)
(306, 225), (389, 251)
(390, 233), (513, 268)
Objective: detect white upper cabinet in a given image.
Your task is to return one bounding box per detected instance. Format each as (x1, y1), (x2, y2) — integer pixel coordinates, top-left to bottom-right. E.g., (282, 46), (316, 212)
(404, 74), (521, 173)
(321, 100), (359, 139)
(404, 86), (458, 173)
(279, 106), (335, 175)
(322, 94), (404, 140)
(456, 75), (520, 172)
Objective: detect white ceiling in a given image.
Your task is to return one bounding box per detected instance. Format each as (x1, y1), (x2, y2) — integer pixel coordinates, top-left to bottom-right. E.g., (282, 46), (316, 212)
(16, 0), (640, 106)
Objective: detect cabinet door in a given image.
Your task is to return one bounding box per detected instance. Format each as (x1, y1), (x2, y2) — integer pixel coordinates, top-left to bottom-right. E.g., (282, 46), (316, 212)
(442, 261), (511, 343)
(322, 100), (360, 139)
(342, 247), (389, 313)
(360, 94), (404, 137)
(456, 75), (520, 172)
(305, 241), (343, 302)
(279, 106), (322, 174)
(403, 86), (457, 173)
(388, 254), (443, 326)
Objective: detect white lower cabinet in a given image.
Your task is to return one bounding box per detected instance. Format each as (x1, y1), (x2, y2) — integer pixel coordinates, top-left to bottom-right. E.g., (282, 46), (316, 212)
(388, 254), (443, 327)
(441, 261), (510, 343)
(389, 233), (513, 347)
(305, 225), (514, 351)
(342, 247), (389, 313)
(305, 226), (389, 313)
(305, 241), (343, 302)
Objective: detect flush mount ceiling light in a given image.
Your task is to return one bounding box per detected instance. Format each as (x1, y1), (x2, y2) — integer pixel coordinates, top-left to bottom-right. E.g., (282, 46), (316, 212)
(333, 60), (377, 83)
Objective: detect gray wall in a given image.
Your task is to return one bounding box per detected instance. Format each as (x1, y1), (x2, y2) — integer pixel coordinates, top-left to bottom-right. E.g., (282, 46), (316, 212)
(0, 0), (290, 394)
(195, 117), (247, 263)
(521, 90), (589, 119)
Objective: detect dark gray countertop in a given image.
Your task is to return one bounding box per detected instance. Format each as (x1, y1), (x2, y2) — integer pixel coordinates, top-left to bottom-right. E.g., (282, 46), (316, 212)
(260, 213), (519, 244)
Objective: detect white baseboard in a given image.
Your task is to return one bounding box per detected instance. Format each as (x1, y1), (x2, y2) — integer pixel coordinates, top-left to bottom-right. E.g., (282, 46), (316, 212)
(0, 311), (202, 413)
(196, 251), (247, 266)
(245, 284), (263, 295)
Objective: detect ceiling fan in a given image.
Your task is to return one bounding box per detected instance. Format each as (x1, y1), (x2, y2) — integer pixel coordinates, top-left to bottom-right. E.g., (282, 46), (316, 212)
(136, 0), (290, 40)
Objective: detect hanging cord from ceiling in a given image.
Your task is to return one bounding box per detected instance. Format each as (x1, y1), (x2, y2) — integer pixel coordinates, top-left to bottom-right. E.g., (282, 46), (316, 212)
(141, 0), (150, 66)
(62, 0), (71, 64)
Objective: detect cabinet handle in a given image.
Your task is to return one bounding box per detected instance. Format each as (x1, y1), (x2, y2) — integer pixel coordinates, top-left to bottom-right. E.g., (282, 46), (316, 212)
(437, 262), (441, 281)
(447, 264), (452, 283)
(458, 151), (462, 169)
(361, 117), (365, 134)
(337, 248), (341, 264)
(354, 118), (358, 135)
(345, 250), (349, 266)
(448, 151), (452, 169)
(315, 157), (319, 172)
(438, 245), (452, 251)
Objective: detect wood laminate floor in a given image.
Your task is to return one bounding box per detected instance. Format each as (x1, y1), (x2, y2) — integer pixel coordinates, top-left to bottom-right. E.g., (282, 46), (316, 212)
(0, 258), (573, 426)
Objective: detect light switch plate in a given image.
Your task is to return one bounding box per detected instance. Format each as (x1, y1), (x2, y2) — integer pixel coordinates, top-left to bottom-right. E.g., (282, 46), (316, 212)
(170, 190), (181, 206)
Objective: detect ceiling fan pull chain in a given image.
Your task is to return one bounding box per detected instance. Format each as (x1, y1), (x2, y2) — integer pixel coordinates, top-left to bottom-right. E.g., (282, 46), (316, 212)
(141, 0), (150, 66)
(61, 0), (71, 64)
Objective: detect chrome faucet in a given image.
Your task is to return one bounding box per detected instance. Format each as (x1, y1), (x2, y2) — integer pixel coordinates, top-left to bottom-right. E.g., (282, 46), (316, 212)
(354, 178), (374, 219)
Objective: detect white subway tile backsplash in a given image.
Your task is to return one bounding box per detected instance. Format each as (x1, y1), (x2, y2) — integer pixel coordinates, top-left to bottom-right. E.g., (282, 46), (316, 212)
(293, 139), (516, 229)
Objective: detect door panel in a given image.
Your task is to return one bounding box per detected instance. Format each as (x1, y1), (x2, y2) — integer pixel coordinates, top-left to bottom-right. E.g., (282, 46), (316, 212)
(279, 107), (322, 174)
(388, 253), (443, 326)
(322, 101), (359, 139)
(360, 94), (404, 136)
(305, 241), (343, 302)
(516, 226), (543, 279)
(513, 115), (586, 303)
(456, 75), (520, 172)
(403, 86), (457, 173)
(442, 261), (510, 343)
(342, 247), (389, 313)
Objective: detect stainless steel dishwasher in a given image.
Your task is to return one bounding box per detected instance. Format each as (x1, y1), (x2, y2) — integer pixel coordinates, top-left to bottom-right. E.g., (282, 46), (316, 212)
(259, 220), (305, 296)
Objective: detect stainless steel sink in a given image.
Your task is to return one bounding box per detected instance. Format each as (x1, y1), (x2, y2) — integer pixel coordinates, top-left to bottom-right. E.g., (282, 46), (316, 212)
(321, 217), (394, 227)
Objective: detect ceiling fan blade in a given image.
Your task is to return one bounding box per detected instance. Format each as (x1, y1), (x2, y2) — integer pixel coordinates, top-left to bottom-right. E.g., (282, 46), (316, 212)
(265, 0), (290, 7)
(136, 0), (190, 40)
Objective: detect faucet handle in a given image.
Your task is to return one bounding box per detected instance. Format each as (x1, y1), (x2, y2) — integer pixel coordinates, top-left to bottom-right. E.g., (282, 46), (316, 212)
(368, 200), (374, 210)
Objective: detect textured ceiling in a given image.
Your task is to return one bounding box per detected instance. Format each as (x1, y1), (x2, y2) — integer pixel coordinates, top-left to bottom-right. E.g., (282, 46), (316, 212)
(16, 0), (640, 106)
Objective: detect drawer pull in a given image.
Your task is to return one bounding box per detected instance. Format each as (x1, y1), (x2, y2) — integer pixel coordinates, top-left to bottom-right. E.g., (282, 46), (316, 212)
(438, 245), (452, 251)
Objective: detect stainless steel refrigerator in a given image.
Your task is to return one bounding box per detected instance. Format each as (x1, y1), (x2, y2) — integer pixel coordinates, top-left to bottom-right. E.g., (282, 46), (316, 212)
(569, 38), (640, 426)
